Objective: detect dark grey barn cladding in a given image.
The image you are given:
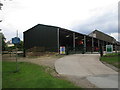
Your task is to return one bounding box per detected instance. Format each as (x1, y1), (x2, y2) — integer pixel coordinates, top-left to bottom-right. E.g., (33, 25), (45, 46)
(24, 24), (119, 55)
(24, 24), (58, 52)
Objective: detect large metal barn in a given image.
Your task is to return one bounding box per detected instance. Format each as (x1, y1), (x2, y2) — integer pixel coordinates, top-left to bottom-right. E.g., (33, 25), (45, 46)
(23, 24), (119, 56)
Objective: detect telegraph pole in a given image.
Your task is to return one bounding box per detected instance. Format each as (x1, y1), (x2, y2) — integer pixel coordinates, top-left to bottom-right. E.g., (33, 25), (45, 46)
(17, 30), (18, 37)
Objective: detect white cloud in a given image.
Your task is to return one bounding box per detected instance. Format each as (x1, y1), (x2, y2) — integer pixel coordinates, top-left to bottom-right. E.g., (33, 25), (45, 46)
(0, 0), (119, 41)
(110, 33), (118, 41)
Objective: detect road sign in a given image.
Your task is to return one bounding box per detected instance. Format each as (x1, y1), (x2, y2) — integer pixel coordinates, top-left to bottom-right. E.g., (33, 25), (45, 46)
(12, 37), (20, 73)
(106, 45), (113, 53)
(12, 37), (20, 44)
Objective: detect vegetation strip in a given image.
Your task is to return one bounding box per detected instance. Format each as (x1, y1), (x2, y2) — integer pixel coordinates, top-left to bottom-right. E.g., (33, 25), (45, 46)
(3, 61), (80, 88)
(100, 53), (120, 69)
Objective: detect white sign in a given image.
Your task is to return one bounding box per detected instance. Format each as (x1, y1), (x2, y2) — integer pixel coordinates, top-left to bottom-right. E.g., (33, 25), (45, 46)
(106, 45), (113, 53)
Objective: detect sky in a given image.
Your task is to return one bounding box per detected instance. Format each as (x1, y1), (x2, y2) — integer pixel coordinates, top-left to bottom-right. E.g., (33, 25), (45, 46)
(0, 0), (119, 41)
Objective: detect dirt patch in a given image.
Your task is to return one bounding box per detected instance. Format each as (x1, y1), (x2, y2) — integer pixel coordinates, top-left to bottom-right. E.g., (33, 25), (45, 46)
(2, 54), (63, 69)
(2, 54), (64, 78)
(26, 52), (57, 57)
(60, 75), (97, 88)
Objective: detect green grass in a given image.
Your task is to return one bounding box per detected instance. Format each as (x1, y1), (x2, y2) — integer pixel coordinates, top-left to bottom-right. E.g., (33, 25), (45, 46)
(2, 61), (80, 88)
(104, 53), (120, 56)
(100, 53), (120, 68)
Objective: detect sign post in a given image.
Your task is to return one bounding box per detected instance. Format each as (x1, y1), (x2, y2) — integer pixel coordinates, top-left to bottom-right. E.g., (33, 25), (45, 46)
(106, 45), (113, 53)
(12, 37), (20, 72)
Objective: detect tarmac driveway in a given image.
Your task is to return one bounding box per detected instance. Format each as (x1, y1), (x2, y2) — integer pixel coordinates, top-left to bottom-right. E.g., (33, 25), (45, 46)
(55, 54), (118, 88)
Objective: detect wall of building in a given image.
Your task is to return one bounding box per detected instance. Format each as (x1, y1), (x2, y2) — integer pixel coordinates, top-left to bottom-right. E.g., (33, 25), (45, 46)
(59, 28), (73, 48)
(24, 24), (58, 52)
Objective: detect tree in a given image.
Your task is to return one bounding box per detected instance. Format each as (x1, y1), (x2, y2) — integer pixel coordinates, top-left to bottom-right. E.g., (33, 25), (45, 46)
(0, 2), (3, 10)
(16, 41), (23, 51)
(0, 33), (7, 51)
(6, 40), (24, 51)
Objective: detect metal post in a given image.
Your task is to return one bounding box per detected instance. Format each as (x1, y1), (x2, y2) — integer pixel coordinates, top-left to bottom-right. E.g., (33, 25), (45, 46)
(14, 30), (19, 72)
(16, 30), (18, 72)
(115, 44), (117, 53)
(15, 44), (18, 72)
(57, 28), (60, 54)
(84, 36), (86, 53)
(92, 38), (94, 52)
(73, 33), (75, 51)
(97, 40), (100, 52)
(98, 40), (99, 47)
(23, 34), (26, 57)
(17, 30), (18, 37)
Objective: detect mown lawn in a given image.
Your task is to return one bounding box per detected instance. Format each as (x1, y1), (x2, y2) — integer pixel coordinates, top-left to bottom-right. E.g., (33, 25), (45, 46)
(2, 61), (80, 88)
(100, 53), (120, 69)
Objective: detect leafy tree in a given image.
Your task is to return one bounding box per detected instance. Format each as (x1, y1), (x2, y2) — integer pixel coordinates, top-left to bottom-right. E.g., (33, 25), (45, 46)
(15, 41), (23, 51)
(0, 33), (7, 51)
(7, 40), (24, 51)
(0, 2), (3, 10)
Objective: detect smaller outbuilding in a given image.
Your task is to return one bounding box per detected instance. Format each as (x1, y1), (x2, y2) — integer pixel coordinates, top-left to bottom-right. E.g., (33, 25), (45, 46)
(88, 30), (116, 44)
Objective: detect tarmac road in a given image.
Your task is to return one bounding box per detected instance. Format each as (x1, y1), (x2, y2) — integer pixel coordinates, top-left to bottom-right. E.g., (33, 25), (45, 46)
(55, 54), (118, 88)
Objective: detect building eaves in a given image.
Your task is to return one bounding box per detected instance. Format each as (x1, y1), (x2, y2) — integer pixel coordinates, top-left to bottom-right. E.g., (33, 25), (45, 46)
(23, 24), (60, 33)
(94, 30), (115, 39)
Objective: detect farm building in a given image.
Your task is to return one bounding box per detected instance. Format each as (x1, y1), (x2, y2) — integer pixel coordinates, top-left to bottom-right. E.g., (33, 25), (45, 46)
(23, 24), (119, 56)
(88, 30), (116, 44)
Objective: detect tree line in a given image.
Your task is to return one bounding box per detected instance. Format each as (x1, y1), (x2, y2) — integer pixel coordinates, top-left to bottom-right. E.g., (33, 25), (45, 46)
(1, 33), (23, 51)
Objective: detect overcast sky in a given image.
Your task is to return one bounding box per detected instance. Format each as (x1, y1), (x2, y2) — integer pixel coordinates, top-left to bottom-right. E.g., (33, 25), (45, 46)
(0, 0), (119, 41)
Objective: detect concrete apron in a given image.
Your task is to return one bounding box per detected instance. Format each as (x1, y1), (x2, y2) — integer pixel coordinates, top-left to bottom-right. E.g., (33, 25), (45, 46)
(86, 74), (118, 88)
(55, 54), (118, 88)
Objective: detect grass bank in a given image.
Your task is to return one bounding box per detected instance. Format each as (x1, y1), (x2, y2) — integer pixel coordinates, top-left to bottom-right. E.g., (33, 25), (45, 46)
(100, 53), (120, 69)
(2, 61), (80, 88)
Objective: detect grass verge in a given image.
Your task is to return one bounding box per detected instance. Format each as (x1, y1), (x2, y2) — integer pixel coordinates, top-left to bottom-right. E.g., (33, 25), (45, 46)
(2, 61), (80, 88)
(100, 53), (120, 69)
